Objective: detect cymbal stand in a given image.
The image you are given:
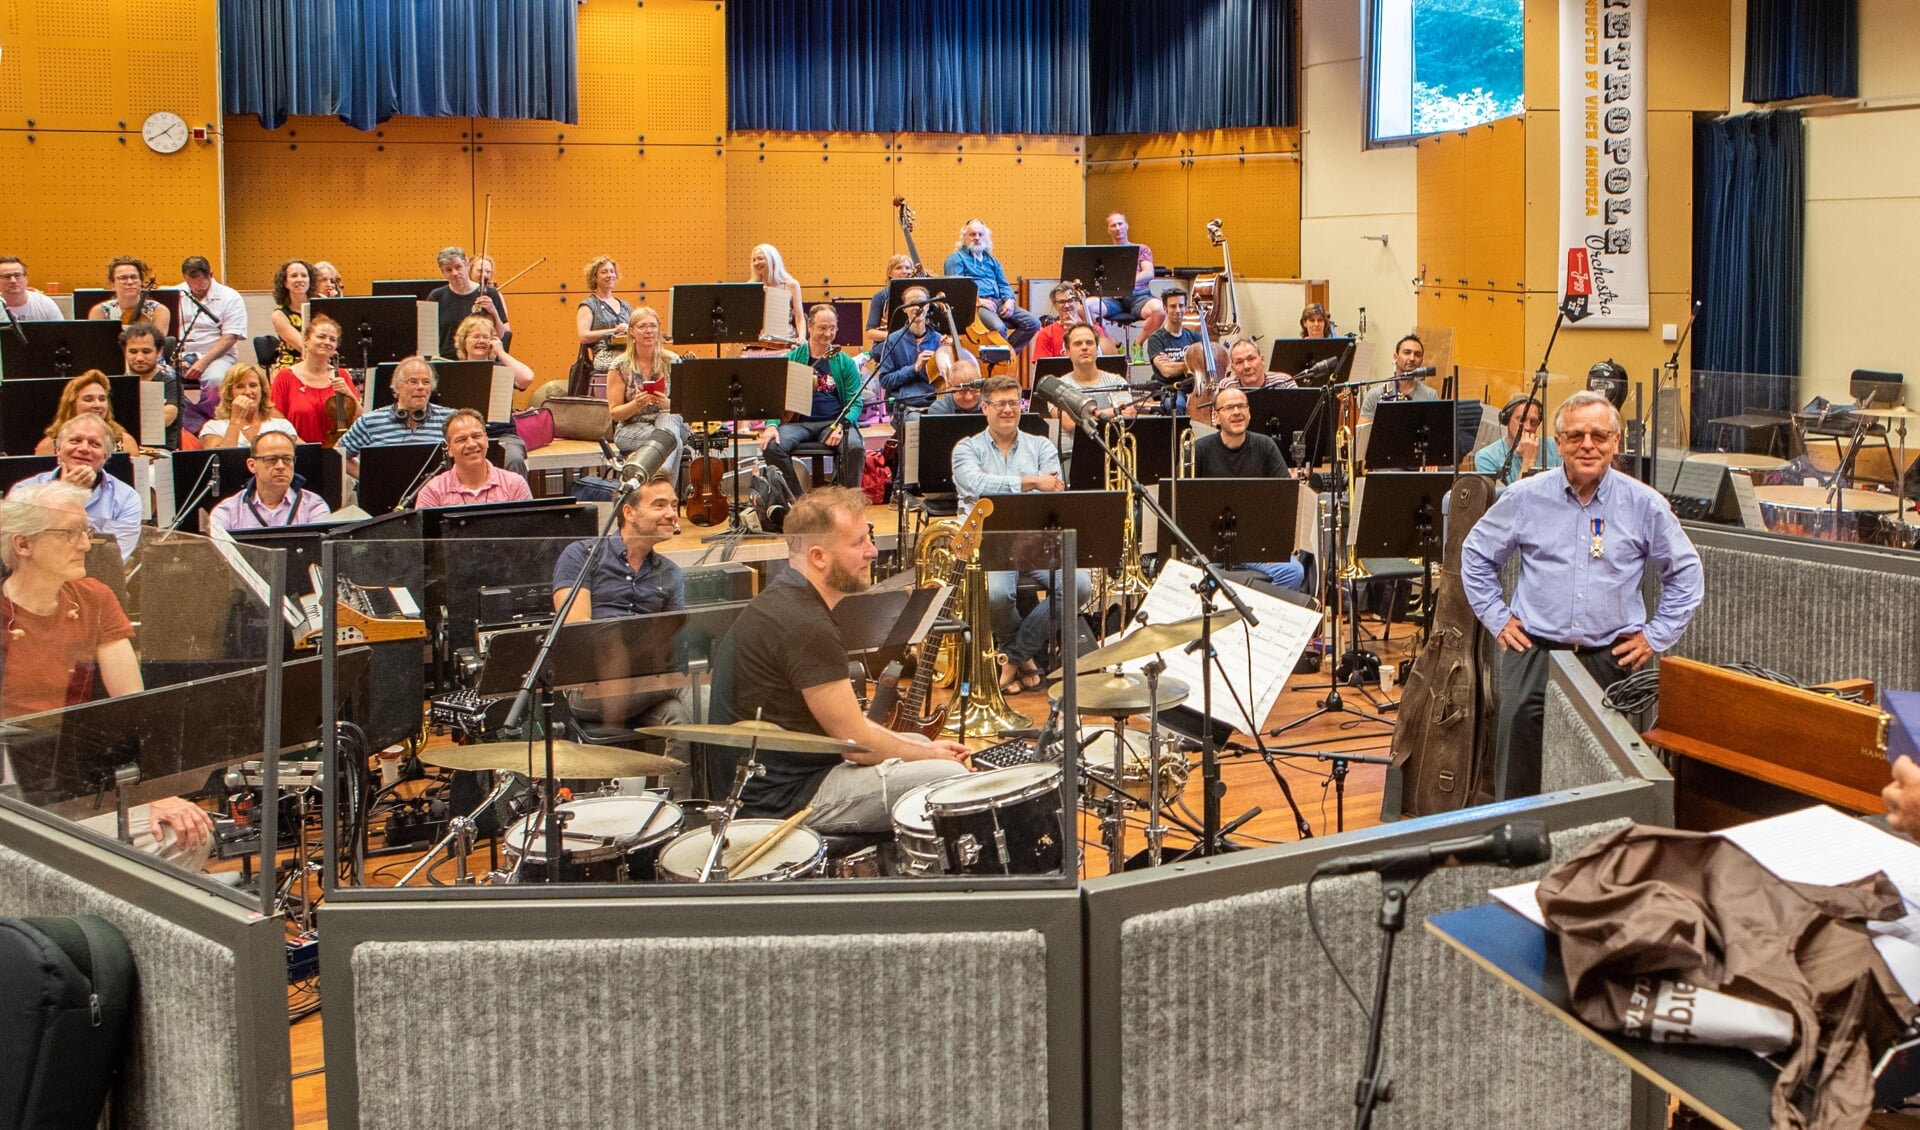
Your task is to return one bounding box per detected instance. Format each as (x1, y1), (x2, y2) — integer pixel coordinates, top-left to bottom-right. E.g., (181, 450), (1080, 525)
(1139, 657), (1170, 869)
(698, 715), (767, 882)
(398, 771), (519, 886)
(1824, 415), (1872, 540)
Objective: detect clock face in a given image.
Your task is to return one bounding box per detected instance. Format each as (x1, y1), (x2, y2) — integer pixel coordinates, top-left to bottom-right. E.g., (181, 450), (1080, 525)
(142, 111), (188, 154)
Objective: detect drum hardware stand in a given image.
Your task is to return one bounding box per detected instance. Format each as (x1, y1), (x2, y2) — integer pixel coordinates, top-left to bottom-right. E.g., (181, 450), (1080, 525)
(698, 713), (767, 882)
(1825, 416), (1874, 540)
(1139, 656), (1171, 870)
(398, 772), (521, 886)
(1649, 300), (1702, 482)
(1262, 747), (1395, 834)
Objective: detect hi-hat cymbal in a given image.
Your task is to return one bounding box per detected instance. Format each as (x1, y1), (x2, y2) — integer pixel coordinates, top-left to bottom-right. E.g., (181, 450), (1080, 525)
(634, 720), (869, 756)
(1051, 673), (1190, 716)
(1074, 609), (1245, 674)
(421, 740), (681, 780)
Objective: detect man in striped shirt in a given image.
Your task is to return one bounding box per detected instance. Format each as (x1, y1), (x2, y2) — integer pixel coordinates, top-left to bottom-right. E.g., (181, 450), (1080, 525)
(335, 356), (454, 479)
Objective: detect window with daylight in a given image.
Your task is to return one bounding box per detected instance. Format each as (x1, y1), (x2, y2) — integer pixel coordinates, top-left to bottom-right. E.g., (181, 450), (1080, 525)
(1367, 0), (1525, 145)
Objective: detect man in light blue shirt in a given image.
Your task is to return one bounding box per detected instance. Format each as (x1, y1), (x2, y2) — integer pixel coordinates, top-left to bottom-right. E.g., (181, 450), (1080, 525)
(943, 219), (1040, 352)
(16, 415), (143, 559)
(1461, 390), (1702, 799)
(952, 375), (1080, 692)
(1473, 393), (1562, 485)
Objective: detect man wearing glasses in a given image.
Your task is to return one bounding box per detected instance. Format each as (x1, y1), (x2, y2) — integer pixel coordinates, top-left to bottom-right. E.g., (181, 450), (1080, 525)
(1461, 389), (1702, 800)
(1191, 386), (1308, 592)
(335, 356), (455, 480)
(0, 256), (62, 324)
(15, 414), (142, 558)
(952, 376), (1081, 693)
(208, 430), (330, 532)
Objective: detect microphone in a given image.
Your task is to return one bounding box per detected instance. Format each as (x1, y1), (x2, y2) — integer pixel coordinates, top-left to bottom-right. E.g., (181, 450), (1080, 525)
(1034, 375), (1099, 428)
(896, 292), (947, 311)
(615, 432), (676, 487)
(1315, 820), (1551, 877)
(1298, 354), (1343, 381)
(1400, 365), (1437, 379)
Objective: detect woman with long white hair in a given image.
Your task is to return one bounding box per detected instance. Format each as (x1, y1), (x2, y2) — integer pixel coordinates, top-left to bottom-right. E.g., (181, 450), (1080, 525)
(749, 243), (806, 344)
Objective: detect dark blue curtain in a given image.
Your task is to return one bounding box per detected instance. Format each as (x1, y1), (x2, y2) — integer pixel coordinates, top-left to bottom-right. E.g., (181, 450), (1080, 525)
(223, 0), (579, 131)
(727, 0), (1089, 134)
(1744, 0), (1857, 104)
(1690, 111), (1804, 445)
(1089, 0), (1296, 134)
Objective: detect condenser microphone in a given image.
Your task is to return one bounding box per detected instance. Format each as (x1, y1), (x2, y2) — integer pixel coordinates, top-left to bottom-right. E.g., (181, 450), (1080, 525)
(1400, 366), (1438, 379)
(1034, 375), (1100, 428)
(1314, 820), (1551, 877)
(615, 432), (676, 487)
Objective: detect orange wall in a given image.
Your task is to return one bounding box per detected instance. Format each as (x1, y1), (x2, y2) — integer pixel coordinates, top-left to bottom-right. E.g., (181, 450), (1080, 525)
(1084, 128), (1303, 279)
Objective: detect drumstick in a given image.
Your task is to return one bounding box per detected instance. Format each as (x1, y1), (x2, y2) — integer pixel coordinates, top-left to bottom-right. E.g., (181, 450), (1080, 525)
(727, 806), (812, 876)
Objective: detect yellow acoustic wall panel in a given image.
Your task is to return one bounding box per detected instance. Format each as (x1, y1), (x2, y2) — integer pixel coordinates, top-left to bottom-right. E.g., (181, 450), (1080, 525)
(895, 145), (1086, 291)
(726, 147), (897, 291)
(1085, 160), (1189, 268)
(1415, 117), (1528, 387)
(1187, 155), (1302, 279)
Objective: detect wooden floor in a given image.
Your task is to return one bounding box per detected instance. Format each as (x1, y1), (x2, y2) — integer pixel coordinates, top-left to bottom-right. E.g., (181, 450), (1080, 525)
(287, 612), (1417, 1126)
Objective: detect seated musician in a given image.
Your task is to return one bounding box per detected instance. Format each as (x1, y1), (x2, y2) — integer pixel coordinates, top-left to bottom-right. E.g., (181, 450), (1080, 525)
(1032, 285), (1119, 361)
(428, 247), (507, 358)
(173, 255), (248, 398)
(121, 321), (181, 449)
(1144, 288), (1202, 385)
(1300, 302), (1335, 338)
(749, 244), (807, 345)
(873, 284), (945, 410)
(1052, 322), (1134, 475)
(760, 305), (865, 496)
(0, 482), (212, 868)
(1461, 391), (1702, 801)
(448, 314), (531, 476)
(88, 256), (171, 336)
(269, 313), (358, 445)
(604, 306), (687, 491)
(1359, 334), (1436, 419)
(1474, 394), (1561, 485)
(551, 474), (693, 795)
(412, 409), (533, 509)
(954, 376), (1090, 693)
(335, 356), (455, 479)
(1088, 212), (1166, 340)
(865, 255), (917, 346)
(713, 486), (969, 831)
(15, 414), (142, 559)
(943, 219), (1040, 352)
(926, 359), (985, 415)
(200, 364), (299, 449)
(207, 430), (330, 532)
(35, 370), (139, 457)
(1223, 337), (1295, 390)
(0, 256), (62, 322)
(1193, 387), (1307, 592)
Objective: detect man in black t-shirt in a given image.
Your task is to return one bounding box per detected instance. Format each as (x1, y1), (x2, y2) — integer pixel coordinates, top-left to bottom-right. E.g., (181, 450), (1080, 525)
(1190, 387), (1307, 592)
(712, 486), (969, 831)
(426, 246), (508, 358)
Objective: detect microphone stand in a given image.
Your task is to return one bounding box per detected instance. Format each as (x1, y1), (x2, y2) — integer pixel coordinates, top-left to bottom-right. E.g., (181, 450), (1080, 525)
(1651, 300), (1702, 483)
(1501, 308), (1571, 484)
(393, 444), (449, 512)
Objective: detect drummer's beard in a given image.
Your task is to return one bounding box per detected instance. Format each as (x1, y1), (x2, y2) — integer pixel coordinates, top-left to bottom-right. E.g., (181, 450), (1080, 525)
(827, 560), (871, 595)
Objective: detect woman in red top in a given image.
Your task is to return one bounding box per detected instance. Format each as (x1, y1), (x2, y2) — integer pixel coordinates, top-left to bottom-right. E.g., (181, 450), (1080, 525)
(270, 312), (358, 445)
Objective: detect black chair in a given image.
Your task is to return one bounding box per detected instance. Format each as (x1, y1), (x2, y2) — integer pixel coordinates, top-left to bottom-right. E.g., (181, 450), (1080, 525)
(252, 334), (280, 367)
(790, 440), (837, 491)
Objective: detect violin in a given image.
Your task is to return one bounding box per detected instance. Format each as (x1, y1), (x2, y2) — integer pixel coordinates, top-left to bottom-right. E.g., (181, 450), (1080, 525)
(325, 369), (361, 448)
(682, 428), (730, 527)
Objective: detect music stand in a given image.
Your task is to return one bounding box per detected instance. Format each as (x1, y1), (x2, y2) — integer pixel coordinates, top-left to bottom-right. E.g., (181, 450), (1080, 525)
(426, 500), (595, 688)
(885, 277), (977, 335)
(1352, 470), (1451, 593)
(355, 442), (445, 514)
(70, 288), (182, 328)
(167, 443), (341, 528)
(370, 280), (443, 302)
(1366, 399), (1459, 470)
(1032, 356), (1129, 383)
(309, 297), (418, 374)
(1066, 415), (1189, 490)
(0, 375), (141, 455)
(1059, 244), (1140, 301)
(668, 283), (767, 347)
(1243, 387), (1331, 470)
(0, 319), (123, 380)
(673, 356), (793, 541)
(910, 413), (1049, 492)
(0, 453), (136, 496)
(1269, 338), (1358, 386)
(1158, 477), (1299, 567)
(369, 360), (498, 414)
(979, 490), (1125, 572)
(832, 585), (946, 656)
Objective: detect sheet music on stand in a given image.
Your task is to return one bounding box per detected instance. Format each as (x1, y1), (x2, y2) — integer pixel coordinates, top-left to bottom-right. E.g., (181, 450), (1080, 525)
(415, 302), (438, 356)
(152, 456), (178, 528)
(138, 381), (164, 447)
(487, 365), (515, 422)
(785, 361), (817, 416)
(1117, 559), (1319, 730)
(208, 524), (308, 629)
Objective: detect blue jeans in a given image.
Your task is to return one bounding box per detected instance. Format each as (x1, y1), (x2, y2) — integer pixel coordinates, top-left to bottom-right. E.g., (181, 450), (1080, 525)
(764, 419), (863, 496)
(1244, 559), (1306, 592)
(986, 568), (1091, 667)
(976, 304), (1042, 353)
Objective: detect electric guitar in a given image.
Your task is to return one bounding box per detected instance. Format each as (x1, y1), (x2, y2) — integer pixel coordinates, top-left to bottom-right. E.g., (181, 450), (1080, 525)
(882, 497), (992, 736)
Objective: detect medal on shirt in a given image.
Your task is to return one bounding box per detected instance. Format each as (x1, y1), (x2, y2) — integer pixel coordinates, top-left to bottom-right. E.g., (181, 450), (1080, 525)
(1590, 517), (1605, 559)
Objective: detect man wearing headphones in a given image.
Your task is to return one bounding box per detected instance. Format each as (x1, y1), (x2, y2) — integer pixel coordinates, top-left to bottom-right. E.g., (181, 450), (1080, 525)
(334, 356), (455, 479)
(1474, 394), (1561, 485)
(207, 430), (331, 532)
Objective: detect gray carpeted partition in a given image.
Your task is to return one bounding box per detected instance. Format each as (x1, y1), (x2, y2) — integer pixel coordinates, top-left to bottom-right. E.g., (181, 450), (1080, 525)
(0, 808), (293, 1130)
(1541, 654), (1672, 817)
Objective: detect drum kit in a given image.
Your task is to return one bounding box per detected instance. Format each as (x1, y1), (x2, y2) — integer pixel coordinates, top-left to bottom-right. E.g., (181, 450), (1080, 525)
(1748, 404), (1920, 547)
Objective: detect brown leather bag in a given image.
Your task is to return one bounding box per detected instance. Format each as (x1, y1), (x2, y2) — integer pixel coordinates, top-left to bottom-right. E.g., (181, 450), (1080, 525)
(1385, 474), (1498, 817)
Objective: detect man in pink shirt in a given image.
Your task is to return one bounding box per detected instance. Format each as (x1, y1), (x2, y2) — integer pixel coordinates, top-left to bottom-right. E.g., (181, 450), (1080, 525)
(414, 409), (533, 508)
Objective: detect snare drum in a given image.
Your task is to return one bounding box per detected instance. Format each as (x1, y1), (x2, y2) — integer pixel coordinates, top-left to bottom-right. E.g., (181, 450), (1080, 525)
(1078, 728), (1187, 807)
(923, 764), (1064, 876)
(1754, 485), (1903, 542)
(655, 818), (827, 882)
(889, 784), (945, 875)
(501, 795), (684, 883)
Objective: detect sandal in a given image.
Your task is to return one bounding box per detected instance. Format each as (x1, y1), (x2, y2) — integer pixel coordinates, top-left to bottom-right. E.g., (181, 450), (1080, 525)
(999, 661), (1025, 695)
(1017, 660), (1044, 691)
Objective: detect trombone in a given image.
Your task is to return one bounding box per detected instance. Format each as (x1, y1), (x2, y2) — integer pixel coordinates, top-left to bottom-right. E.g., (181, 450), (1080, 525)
(1104, 417), (1153, 617)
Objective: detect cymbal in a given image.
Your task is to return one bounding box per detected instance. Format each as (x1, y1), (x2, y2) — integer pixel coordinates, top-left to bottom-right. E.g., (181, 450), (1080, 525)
(1051, 673), (1190, 716)
(421, 740), (682, 780)
(1075, 609), (1245, 674)
(634, 720), (868, 756)
(1854, 406), (1920, 419)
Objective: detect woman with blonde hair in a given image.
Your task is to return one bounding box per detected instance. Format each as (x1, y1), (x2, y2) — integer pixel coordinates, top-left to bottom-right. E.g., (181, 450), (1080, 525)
(34, 370), (139, 455)
(574, 255), (632, 397)
(606, 306), (689, 488)
(313, 261), (344, 298)
(199, 363), (299, 449)
(749, 243), (806, 344)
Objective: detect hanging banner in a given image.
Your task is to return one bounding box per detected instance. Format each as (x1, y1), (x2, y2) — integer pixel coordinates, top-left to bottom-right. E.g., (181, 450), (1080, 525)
(1559, 0), (1649, 328)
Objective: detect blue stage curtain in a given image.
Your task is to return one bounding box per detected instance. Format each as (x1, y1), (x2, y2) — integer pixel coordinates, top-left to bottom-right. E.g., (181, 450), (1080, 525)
(1690, 111), (1804, 446)
(1744, 0), (1857, 104)
(223, 0), (580, 131)
(1089, 0), (1296, 134)
(726, 0), (1089, 134)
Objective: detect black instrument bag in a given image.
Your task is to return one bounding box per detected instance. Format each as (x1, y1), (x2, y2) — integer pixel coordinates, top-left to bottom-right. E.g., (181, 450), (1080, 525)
(0, 914), (137, 1130)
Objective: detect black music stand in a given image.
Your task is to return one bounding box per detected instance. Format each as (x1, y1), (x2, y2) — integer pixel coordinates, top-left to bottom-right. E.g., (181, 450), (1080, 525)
(979, 490), (1125, 573)
(885, 277), (977, 335)
(369, 279), (443, 302)
(1353, 471), (1451, 644)
(668, 283), (767, 348)
(426, 500), (594, 689)
(309, 297), (418, 376)
(0, 319), (123, 380)
(1244, 387), (1331, 471)
(369, 359), (498, 414)
(832, 585), (946, 656)
(0, 375), (141, 454)
(356, 442), (445, 514)
(1366, 399), (1459, 470)
(71, 288), (182, 328)
(0, 453), (136, 496)
(476, 605), (748, 700)
(1065, 414), (1189, 490)
(1032, 356), (1129, 383)
(909, 413), (1049, 492)
(1059, 244), (1140, 301)
(1158, 477), (1299, 567)
(166, 443), (341, 529)
(1269, 338), (1358, 386)
(673, 356), (792, 542)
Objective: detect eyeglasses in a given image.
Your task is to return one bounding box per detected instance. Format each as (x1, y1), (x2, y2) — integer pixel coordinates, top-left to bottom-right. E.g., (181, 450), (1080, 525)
(251, 454), (295, 466)
(0, 271), (25, 281)
(39, 526), (96, 545)
(986, 400), (1022, 412)
(1557, 428), (1618, 446)
(397, 378), (435, 389)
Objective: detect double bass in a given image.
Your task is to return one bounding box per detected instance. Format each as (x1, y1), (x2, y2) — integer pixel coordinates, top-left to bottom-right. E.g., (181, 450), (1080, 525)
(1182, 220), (1235, 424)
(893, 196), (1011, 363)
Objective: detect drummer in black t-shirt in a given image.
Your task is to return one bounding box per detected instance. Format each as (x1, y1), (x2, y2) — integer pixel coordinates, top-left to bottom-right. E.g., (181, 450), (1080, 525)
(712, 486), (970, 832)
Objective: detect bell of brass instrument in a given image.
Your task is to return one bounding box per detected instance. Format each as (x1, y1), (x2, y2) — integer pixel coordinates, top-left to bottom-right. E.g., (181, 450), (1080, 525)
(916, 518), (964, 688)
(1105, 418), (1152, 607)
(943, 558), (1033, 738)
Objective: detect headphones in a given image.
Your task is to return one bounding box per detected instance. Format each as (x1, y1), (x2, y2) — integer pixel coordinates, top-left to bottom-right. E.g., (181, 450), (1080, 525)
(393, 404), (430, 424)
(1498, 394), (1536, 426)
